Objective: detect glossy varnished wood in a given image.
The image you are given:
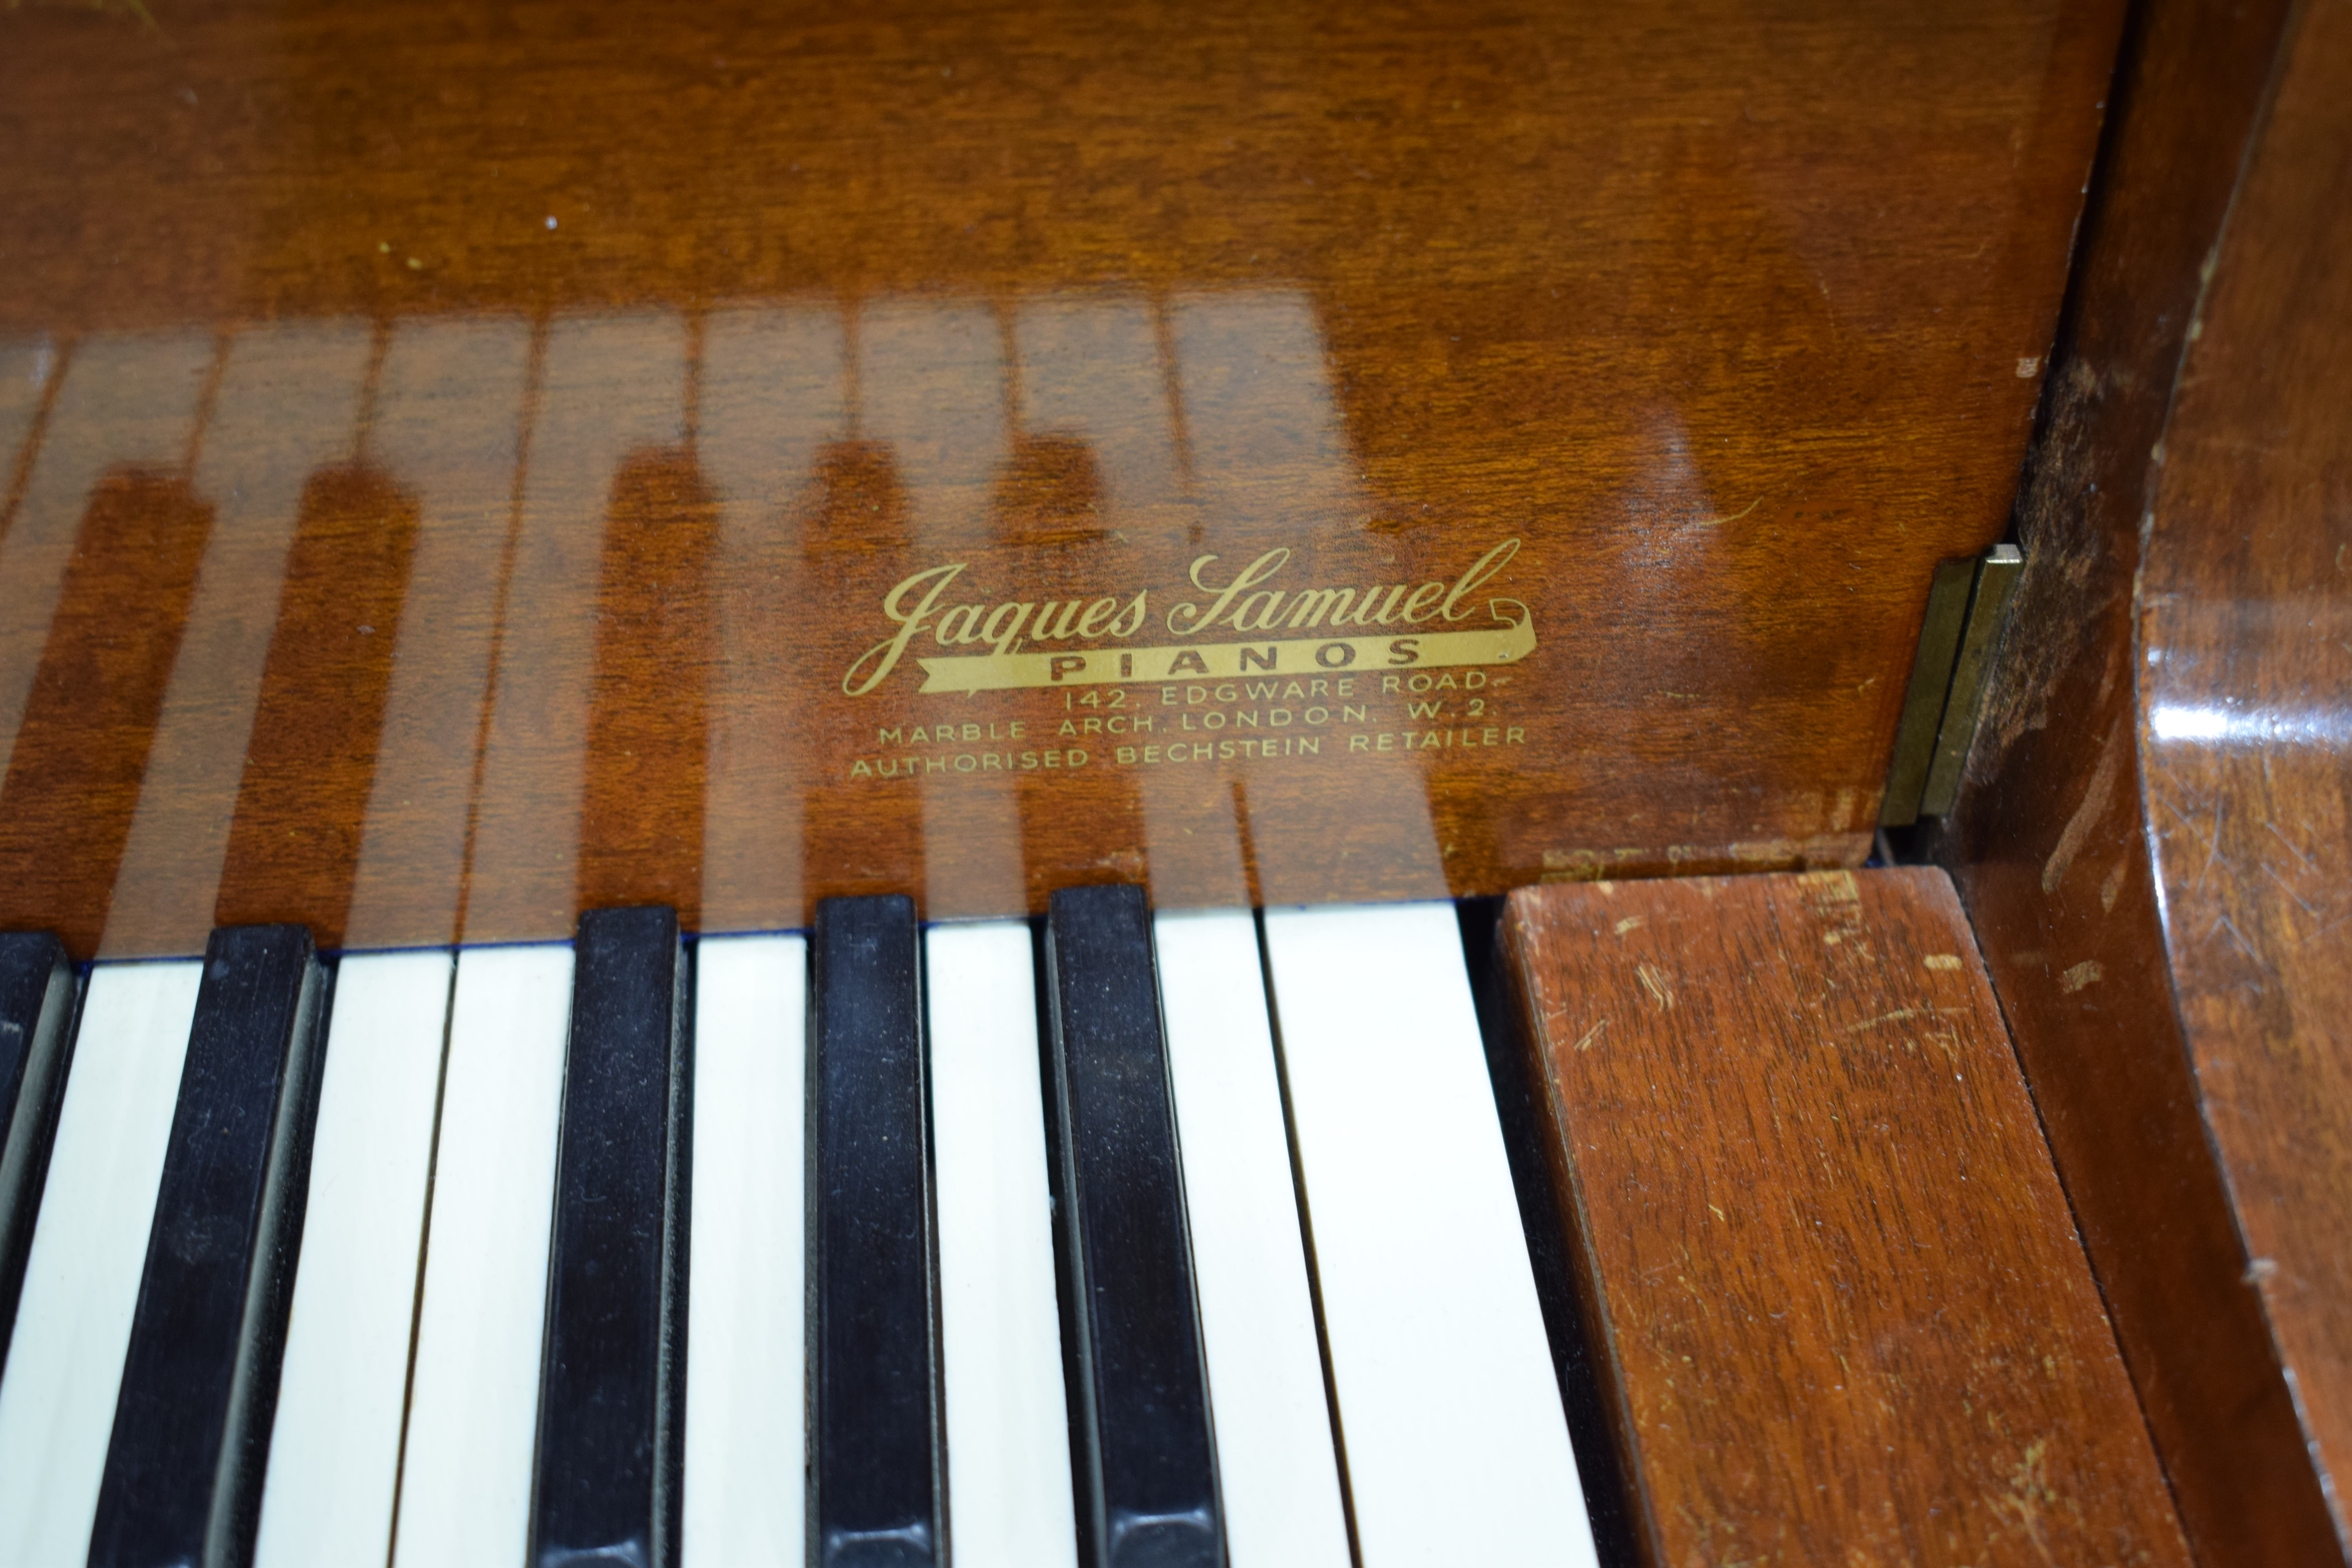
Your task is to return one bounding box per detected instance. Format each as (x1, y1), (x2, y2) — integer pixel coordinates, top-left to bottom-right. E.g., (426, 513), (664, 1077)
(0, 0), (2125, 954)
(0, 475), (216, 958)
(1931, 0), (2350, 1557)
(2136, 0), (2352, 1537)
(1504, 870), (2190, 1568)
(218, 459), (422, 947)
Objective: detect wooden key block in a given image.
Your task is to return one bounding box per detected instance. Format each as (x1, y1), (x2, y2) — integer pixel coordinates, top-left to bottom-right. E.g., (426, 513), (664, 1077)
(1502, 869), (2190, 1568)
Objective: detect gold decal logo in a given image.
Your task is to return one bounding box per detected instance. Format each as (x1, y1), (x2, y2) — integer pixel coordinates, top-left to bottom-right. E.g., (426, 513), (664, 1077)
(845, 539), (1532, 695)
(916, 621), (1532, 693)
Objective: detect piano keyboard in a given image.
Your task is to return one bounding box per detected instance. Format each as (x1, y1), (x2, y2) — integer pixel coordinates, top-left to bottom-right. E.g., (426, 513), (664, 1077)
(0, 900), (1598, 1568)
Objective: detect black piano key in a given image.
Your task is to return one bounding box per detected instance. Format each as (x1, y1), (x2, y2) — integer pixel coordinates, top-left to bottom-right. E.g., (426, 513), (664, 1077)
(89, 924), (327, 1568)
(532, 905), (691, 1568)
(0, 931), (76, 1354)
(809, 894), (944, 1568)
(1044, 883), (1223, 1568)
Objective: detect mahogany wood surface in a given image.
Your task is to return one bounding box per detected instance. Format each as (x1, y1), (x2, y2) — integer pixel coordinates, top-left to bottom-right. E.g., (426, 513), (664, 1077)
(1504, 869), (2190, 1568)
(0, 0), (2124, 956)
(1933, 0), (2352, 1557)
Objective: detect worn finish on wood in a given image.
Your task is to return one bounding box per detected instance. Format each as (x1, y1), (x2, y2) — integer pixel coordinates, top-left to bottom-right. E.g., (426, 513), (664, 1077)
(1931, 0), (2350, 1559)
(1504, 870), (2190, 1568)
(0, 0), (2122, 956)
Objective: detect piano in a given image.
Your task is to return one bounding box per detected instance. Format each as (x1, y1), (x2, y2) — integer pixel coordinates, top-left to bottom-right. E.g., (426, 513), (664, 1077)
(0, 0), (2345, 1563)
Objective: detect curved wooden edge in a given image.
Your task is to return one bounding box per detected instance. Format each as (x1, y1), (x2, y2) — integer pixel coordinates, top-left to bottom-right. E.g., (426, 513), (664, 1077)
(1934, 0), (2352, 1559)
(2133, 0), (2352, 1536)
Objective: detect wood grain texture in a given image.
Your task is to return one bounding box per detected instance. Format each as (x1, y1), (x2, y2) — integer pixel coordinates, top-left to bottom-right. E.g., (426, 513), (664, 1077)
(1931, 0), (2352, 1558)
(1504, 870), (2190, 1568)
(0, 0), (2124, 954)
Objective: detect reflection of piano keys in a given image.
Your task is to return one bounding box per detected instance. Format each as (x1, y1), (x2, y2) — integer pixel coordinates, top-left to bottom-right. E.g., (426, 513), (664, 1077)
(0, 334), (218, 958)
(0, 290), (1442, 958)
(469, 312), (691, 939)
(0, 333), (214, 796)
(700, 306), (846, 936)
(863, 299), (1028, 913)
(1170, 294), (1446, 905)
(104, 324), (376, 955)
(343, 318), (535, 949)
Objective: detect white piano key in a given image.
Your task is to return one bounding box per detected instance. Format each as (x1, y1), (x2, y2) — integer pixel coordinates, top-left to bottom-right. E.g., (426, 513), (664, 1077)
(253, 950), (455, 1568)
(0, 961), (203, 1568)
(102, 321), (375, 956)
(926, 921), (1078, 1568)
(1154, 909), (1350, 1568)
(1262, 903), (1596, 1568)
(682, 935), (808, 1568)
(390, 943), (573, 1568)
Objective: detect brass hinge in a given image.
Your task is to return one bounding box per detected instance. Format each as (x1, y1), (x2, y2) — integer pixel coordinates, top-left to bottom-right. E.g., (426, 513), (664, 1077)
(1880, 543), (2024, 826)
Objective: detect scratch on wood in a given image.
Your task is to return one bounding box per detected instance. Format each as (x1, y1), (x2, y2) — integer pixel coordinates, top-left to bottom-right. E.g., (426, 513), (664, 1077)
(1637, 964), (1675, 1009)
(2258, 860), (2321, 917)
(2263, 817), (2318, 870)
(1696, 494), (1765, 528)
(2212, 912), (2272, 973)
(2061, 960), (2103, 993)
(2042, 717), (2125, 893)
(1845, 1008), (1922, 1033)
(1573, 1016), (1610, 1052)
(2196, 797), (2227, 895)
(2155, 794), (2226, 877)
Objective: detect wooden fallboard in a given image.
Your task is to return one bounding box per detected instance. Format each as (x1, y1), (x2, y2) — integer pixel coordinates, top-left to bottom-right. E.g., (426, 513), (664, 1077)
(0, 0), (2124, 957)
